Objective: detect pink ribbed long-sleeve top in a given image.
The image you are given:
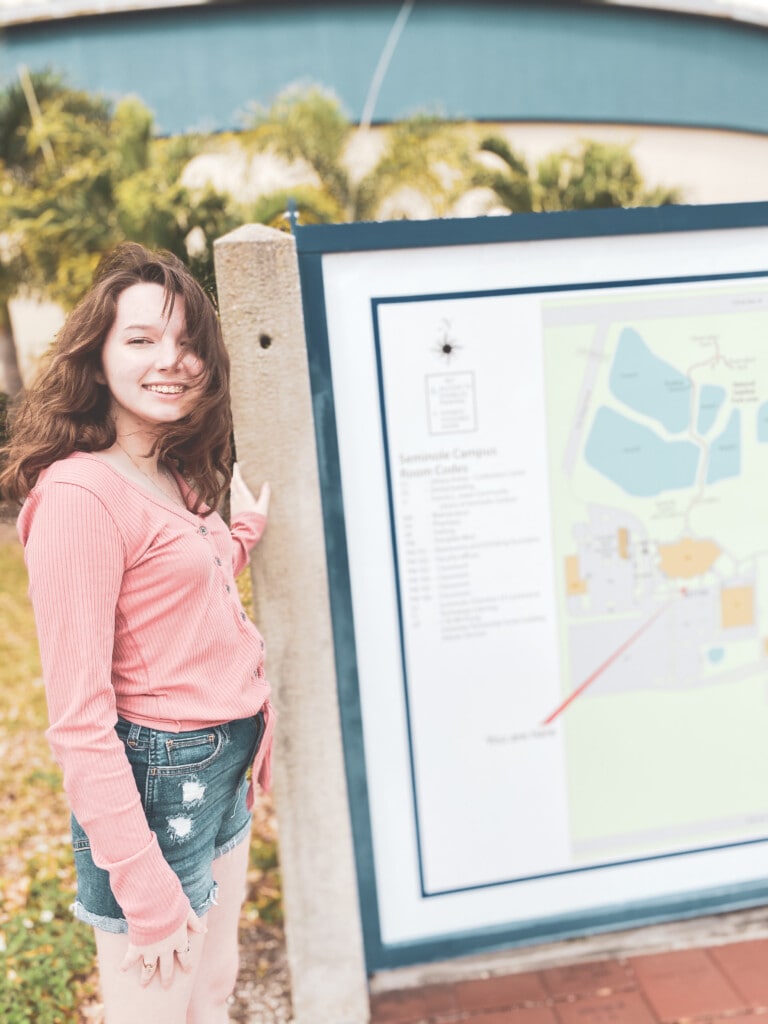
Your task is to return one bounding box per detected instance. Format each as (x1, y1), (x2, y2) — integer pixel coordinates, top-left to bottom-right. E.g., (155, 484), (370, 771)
(17, 451), (272, 946)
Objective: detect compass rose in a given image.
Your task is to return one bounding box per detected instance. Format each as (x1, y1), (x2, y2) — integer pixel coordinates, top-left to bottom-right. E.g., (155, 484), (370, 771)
(433, 319), (461, 362)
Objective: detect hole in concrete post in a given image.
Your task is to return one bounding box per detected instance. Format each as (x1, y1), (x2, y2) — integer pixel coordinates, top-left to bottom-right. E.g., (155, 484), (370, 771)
(259, 333), (272, 349)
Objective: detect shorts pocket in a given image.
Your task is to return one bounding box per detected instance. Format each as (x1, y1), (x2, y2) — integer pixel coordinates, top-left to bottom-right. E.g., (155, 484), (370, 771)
(71, 813), (91, 852)
(160, 727), (224, 774)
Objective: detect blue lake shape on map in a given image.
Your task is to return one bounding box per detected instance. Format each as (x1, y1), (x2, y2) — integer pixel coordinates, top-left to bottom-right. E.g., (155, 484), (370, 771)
(585, 406), (700, 497)
(697, 384), (727, 435)
(706, 409), (741, 484)
(609, 327), (692, 434)
(758, 401), (768, 443)
(708, 648), (725, 664)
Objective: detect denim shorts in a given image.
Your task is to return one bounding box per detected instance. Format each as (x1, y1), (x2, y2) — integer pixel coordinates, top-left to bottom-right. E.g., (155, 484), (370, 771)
(70, 712), (264, 934)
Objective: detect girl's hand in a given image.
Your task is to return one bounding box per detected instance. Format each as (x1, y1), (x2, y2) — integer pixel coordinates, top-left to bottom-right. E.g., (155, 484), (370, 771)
(120, 908), (206, 988)
(230, 462), (270, 519)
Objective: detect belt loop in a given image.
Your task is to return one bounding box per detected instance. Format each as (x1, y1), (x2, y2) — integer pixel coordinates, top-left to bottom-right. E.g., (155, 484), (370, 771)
(128, 722), (143, 746)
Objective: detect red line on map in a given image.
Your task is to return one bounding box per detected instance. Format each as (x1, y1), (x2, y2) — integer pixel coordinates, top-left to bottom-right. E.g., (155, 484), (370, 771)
(542, 600), (673, 725)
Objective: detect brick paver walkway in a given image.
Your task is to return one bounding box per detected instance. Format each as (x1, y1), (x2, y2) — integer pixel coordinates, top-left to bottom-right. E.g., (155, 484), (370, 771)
(370, 938), (768, 1023)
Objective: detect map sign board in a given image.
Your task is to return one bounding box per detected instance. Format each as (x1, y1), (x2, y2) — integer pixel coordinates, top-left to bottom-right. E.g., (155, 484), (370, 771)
(295, 204), (768, 970)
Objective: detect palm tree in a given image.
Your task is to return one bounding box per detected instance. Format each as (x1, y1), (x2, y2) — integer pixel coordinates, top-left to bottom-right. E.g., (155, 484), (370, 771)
(244, 85), (473, 225)
(474, 136), (681, 214)
(471, 136), (535, 213)
(0, 70), (112, 396)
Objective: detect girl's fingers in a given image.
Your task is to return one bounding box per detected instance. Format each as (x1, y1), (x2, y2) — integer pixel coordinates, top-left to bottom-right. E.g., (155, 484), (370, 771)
(119, 909), (203, 984)
(187, 909), (207, 933)
(139, 959), (157, 987)
(158, 950), (175, 989)
(120, 945), (141, 972)
(255, 481), (271, 516)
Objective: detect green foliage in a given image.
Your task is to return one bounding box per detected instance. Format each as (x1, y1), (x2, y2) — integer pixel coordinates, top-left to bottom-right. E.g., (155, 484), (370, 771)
(537, 139), (681, 210)
(0, 72), (109, 309)
(473, 136), (535, 212)
(0, 68), (110, 182)
(249, 84), (352, 216)
(249, 186), (345, 231)
(0, 72), (241, 312)
(0, 83), (99, 301)
(110, 95), (153, 178)
(245, 85), (472, 224)
(0, 867), (97, 1024)
(115, 155), (241, 298)
(0, 539), (93, 1024)
(236, 557), (283, 931)
(245, 840), (283, 927)
(0, 392), (8, 452)
(248, 90), (676, 224)
(475, 136), (681, 213)
(356, 113), (472, 220)
(0, 541), (44, 712)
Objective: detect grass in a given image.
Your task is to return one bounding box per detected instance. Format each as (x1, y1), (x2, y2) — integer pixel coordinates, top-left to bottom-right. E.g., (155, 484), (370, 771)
(0, 531), (283, 1022)
(0, 536), (98, 1023)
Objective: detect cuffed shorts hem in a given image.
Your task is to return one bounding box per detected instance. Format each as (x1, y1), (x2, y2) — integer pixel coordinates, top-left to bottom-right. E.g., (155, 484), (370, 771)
(214, 816), (252, 860)
(70, 901), (129, 935)
(70, 878), (221, 935)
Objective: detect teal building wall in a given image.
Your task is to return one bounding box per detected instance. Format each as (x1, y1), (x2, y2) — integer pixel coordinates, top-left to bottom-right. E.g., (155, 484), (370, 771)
(1, 2), (767, 136)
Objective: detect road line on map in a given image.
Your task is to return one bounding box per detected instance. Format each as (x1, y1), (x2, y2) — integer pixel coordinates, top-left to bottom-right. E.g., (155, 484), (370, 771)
(542, 599), (675, 725)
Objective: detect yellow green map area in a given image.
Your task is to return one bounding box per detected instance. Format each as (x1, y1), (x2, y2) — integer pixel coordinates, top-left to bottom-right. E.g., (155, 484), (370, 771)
(541, 278), (768, 865)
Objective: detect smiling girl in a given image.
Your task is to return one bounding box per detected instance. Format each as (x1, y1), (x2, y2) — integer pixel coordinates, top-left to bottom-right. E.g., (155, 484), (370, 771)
(0, 243), (274, 1023)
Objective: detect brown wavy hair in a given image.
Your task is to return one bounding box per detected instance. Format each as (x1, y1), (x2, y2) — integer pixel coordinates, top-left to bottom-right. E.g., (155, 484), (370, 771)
(0, 242), (232, 513)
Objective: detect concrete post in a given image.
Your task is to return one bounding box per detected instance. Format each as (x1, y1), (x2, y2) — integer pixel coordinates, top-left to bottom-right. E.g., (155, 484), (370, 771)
(214, 225), (370, 1024)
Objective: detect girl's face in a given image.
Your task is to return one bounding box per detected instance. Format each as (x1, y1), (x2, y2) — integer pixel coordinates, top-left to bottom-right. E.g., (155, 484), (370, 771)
(99, 282), (204, 438)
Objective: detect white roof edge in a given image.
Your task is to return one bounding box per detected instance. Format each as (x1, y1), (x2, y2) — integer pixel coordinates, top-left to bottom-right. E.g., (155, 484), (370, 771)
(597, 0), (768, 27)
(0, 0), (209, 29)
(2, 0), (768, 30)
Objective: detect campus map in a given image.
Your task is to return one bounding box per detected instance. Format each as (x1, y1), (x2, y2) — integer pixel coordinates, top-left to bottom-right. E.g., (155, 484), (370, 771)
(541, 278), (768, 864)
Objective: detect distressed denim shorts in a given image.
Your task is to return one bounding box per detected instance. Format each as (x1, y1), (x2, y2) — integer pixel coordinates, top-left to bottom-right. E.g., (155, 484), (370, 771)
(70, 711), (265, 934)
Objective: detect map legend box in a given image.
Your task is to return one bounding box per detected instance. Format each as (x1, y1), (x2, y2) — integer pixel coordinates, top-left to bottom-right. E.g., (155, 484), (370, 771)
(426, 371), (477, 435)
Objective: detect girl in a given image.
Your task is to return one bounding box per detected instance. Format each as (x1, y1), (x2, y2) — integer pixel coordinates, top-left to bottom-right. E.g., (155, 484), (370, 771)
(0, 242), (274, 1023)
